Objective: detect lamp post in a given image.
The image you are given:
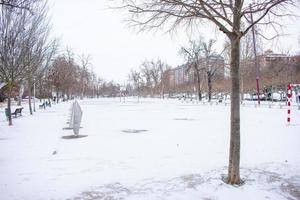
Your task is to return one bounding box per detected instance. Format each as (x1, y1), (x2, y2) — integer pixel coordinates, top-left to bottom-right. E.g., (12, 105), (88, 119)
(250, 4), (260, 105)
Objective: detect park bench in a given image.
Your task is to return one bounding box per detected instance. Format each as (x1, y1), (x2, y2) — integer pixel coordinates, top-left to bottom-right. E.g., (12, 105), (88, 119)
(5, 107), (23, 119)
(39, 103), (45, 109)
(39, 101), (51, 109)
(45, 101), (51, 107)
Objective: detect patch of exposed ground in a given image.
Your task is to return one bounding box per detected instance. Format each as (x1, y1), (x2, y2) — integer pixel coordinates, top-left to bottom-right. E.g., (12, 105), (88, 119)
(121, 129), (148, 134)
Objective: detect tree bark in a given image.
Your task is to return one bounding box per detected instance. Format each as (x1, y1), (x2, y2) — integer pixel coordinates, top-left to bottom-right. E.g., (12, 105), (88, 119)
(17, 94), (22, 106)
(17, 87), (22, 106)
(160, 84), (165, 99)
(227, 36), (241, 185)
(28, 81), (33, 115)
(81, 84), (85, 100)
(196, 70), (202, 101)
(208, 73), (212, 102)
(7, 87), (12, 126)
(241, 75), (244, 102)
(17, 83), (24, 106)
(56, 90), (59, 103)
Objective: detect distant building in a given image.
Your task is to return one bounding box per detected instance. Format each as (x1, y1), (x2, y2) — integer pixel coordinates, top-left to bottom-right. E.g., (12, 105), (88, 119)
(259, 49), (291, 69)
(167, 55), (225, 87)
(203, 54), (225, 78)
(165, 64), (193, 88)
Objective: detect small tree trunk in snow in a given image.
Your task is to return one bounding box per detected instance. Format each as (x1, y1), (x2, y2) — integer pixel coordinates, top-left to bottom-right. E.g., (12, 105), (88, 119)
(227, 36), (241, 185)
(7, 87), (12, 126)
(196, 71), (202, 101)
(161, 84), (165, 99)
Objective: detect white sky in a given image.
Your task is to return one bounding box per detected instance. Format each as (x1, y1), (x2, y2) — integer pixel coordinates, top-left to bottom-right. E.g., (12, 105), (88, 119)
(49, 0), (300, 82)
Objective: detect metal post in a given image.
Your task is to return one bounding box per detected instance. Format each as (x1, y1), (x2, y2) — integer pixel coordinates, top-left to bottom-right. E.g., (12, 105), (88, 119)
(250, 4), (260, 105)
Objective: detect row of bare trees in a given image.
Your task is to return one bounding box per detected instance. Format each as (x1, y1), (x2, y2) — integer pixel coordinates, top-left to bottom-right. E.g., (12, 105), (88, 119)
(127, 38), (226, 101)
(128, 58), (170, 97)
(127, 34), (300, 102)
(46, 51), (121, 101)
(0, 0), (57, 125)
(1, 44), (122, 125)
(0, 1), (121, 126)
(180, 38), (226, 101)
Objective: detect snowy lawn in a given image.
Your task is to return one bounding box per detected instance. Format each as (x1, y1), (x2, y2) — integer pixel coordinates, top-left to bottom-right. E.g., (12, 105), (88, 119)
(0, 98), (299, 200)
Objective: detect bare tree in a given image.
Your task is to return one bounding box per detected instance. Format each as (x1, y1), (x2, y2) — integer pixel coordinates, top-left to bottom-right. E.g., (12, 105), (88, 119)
(0, 0), (36, 10)
(140, 60), (154, 96)
(49, 55), (76, 102)
(149, 60), (160, 95)
(128, 69), (142, 97)
(201, 39), (225, 101)
(78, 54), (92, 99)
(156, 58), (170, 98)
(180, 39), (204, 100)
(240, 33), (254, 99)
(47, 51), (100, 101)
(181, 38), (225, 101)
(128, 58), (170, 98)
(22, 1), (56, 114)
(119, 0), (295, 184)
(95, 77), (104, 98)
(0, 1), (37, 125)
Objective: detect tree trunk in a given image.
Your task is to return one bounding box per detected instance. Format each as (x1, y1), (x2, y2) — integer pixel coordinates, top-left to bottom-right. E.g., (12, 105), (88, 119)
(241, 75), (244, 102)
(33, 81), (36, 112)
(227, 37), (241, 185)
(81, 84), (85, 100)
(7, 87), (12, 126)
(160, 84), (165, 99)
(18, 92), (22, 106)
(150, 87), (154, 97)
(17, 84), (24, 106)
(196, 71), (202, 101)
(28, 81), (33, 115)
(56, 90), (59, 103)
(208, 73), (212, 102)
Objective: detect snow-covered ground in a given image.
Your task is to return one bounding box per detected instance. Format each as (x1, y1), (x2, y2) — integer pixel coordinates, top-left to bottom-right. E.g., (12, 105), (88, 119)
(0, 98), (299, 200)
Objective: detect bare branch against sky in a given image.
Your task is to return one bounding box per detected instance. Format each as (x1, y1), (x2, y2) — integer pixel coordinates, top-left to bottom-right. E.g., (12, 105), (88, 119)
(47, 0), (299, 82)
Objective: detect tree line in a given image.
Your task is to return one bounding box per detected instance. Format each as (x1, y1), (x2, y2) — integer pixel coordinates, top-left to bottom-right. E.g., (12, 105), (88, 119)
(0, 0), (120, 126)
(127, 36), (300, 101)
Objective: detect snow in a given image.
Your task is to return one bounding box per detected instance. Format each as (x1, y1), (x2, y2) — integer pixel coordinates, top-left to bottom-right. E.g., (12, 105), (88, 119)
(0, 98), (299, 200)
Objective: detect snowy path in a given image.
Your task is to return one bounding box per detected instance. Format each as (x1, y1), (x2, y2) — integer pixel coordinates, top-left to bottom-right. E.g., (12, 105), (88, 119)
(0, 98), (299, 200)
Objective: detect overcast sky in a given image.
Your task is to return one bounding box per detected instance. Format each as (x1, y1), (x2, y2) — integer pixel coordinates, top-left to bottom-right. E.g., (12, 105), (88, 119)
(49, 0), (300, 83)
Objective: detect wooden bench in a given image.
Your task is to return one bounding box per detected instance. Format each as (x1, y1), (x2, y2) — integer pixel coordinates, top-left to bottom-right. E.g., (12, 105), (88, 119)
(5, 107), (23, 119)
(39, 103), (45, 109)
